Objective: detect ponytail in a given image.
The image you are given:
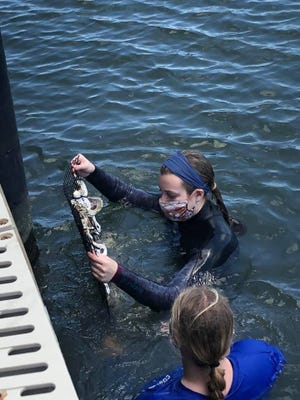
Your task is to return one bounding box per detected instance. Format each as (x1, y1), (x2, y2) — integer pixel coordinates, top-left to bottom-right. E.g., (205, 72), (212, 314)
(207, 366), (226, 400)
(211, 185), (230, 226)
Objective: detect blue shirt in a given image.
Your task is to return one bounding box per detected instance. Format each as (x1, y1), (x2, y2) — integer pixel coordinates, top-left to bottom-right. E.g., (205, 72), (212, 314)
(133, 339), (285, 400)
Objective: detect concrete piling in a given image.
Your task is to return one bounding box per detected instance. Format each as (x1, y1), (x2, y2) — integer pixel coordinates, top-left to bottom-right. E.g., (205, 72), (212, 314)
(0, 30), (38, 264)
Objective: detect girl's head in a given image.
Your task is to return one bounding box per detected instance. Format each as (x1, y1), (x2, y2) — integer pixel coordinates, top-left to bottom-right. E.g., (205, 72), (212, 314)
(170, 286), (233, 367)
(160, 150), (214, 195)
(170, 286), (233, 400)
(159, 150), (231, 224)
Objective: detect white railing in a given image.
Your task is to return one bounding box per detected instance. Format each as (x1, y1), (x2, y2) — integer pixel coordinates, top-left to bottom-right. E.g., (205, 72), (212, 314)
(0, 186), (78, 399)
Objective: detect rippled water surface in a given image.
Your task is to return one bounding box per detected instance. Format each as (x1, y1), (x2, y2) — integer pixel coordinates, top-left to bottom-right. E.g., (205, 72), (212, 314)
(1, 1), (299, 399)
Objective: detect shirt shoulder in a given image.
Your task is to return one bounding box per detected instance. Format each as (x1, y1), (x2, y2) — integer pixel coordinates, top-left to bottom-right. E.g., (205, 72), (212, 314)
(228, 339), (286, 399)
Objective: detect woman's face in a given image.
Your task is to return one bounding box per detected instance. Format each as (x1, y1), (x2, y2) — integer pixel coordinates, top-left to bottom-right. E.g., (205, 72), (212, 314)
(158, 173), (189, 202)
(158, 173), (205, 221)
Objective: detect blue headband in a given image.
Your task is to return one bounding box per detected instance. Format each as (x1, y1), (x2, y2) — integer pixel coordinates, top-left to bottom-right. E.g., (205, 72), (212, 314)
(162, 152), (209, 193)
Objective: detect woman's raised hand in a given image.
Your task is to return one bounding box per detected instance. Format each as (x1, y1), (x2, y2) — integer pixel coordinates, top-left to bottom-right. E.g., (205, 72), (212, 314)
(70, 153), (95, 177)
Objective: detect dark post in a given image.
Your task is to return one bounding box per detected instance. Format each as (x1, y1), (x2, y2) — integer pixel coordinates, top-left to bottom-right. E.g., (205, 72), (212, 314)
(0, 30), (38, 264)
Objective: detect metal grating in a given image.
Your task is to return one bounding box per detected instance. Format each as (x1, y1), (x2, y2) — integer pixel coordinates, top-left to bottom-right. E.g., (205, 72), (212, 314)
(0, 186), (79, 399)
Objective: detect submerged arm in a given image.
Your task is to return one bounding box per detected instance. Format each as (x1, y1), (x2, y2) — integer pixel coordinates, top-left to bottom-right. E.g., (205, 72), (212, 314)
(111, 253), (214, 311)
(111, 229), (239, 311)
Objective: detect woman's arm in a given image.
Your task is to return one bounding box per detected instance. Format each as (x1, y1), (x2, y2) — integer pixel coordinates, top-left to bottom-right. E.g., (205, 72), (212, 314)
(71, 153), (160, 210)
(111, 252), (214, 311)
(87, 166), (160, 211)
(107, 225), (240, 311)
(87, 218), (239, 311)
(88, 228), (238, 312)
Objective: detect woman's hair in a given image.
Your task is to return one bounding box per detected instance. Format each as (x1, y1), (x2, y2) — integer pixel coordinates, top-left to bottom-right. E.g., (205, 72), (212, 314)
(170, 286), (234, 400)
(161, 150), (245, 233)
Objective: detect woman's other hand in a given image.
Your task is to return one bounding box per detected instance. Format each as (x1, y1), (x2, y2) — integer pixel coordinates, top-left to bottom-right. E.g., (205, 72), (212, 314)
(87, 251), (118, 282)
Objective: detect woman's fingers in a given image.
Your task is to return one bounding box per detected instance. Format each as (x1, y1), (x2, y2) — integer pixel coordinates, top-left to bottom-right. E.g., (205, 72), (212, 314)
(88, 252), (118, 282)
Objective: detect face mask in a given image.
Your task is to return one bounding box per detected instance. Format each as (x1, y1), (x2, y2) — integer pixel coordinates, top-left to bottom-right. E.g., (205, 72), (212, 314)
(159, 200), (196, 222)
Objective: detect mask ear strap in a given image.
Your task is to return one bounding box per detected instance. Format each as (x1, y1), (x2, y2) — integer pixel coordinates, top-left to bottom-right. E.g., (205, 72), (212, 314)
(190, 189), (205, 210)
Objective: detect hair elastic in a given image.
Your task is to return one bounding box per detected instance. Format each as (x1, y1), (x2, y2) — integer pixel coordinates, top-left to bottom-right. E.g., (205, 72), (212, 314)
(209, 361), (220, 368)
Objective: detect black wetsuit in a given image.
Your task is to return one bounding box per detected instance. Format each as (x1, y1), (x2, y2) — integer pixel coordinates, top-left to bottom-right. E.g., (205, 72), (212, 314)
(87, 167), (238, 311)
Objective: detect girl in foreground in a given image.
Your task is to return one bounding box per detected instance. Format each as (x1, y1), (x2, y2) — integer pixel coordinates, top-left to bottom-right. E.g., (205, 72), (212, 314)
(71, 150), (243, 311)
(133, 286), (285, 400)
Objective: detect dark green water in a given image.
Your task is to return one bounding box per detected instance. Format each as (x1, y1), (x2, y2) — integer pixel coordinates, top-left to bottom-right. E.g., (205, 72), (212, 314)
(1, 1), (299, 399)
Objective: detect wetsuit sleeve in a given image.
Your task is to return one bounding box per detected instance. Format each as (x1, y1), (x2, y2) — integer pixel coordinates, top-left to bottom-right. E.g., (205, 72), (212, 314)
(111, 252), (214, 311)
(186, 233), (239, 286)
(86, 166), (160, 211)
(111, 227), (239, 312)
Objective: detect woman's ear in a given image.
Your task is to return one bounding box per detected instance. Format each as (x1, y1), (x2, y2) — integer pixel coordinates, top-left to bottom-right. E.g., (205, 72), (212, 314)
(193, 188), (205, 201)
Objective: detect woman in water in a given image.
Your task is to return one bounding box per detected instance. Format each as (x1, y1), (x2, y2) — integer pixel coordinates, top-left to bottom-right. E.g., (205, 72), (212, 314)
(70, 150), (243, 311)
(133, 286), (285, 400)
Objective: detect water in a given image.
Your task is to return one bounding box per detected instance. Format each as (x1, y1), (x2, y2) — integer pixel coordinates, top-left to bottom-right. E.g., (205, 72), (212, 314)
(1, 1), (299, 399)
